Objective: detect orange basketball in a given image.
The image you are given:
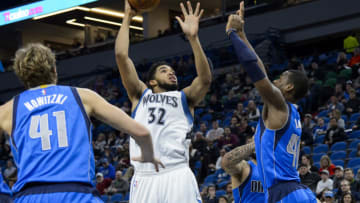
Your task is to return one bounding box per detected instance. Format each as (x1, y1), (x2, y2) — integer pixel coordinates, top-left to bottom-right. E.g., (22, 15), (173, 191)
(128, 0), (160, 12)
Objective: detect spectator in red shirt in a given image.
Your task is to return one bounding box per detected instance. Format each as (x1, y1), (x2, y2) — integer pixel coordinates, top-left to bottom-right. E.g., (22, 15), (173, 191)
(349, 48), (360, 67)
(319, 155), (336, 176)
(96, 172), (112, 195)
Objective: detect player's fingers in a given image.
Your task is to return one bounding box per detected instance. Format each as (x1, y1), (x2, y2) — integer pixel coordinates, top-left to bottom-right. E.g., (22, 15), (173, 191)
(187, 1), (193, 15)
(154, 162), (159, 172)
(194, 2), (200, 16)
(175, 16), (184, 27)
(180, 3), (188, 16)
(158, 160), (165, 169)
(199, 9), (204, 19)
(240, 1), (245, 17)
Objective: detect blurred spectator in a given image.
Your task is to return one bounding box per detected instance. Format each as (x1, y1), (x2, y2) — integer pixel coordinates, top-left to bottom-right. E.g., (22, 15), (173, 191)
(357, 143), (360, 157)
(319, 155), (336, 176)
(328, 96), (345, 113)
(96, 172), (112, 195)
(203, 184), (217, 203)
(302, 114), (314, 145)
(104, 171), (129, 196)
(229, 116), (241, 136)
(316, 170), (333, 197)
(299, 164), (321, 192)
(344, 168), (360, 192)
(233, 102), (247, 120)
(324, 117), (346, 145)
(238, 117), (254, 139)
(225, 183), (234, 203)
(94, 133), (107, 154)
(345, 89), (360, 117)
(344, 33), (359, 53)
(121, 101), (131, 115)
(332, 109), (346, 129)
(337, 52), (351, 71)
(335, 83), (347, 102)
(215, 167), (230, 184)
(192, 131), (207, 156)
(349, 48), (360, 67)
(247, 100), (260, 121)
(218, 196), (228, 203)
(341, 192), (356, 203)
(203, 140), (219, 175)
(206, 120), (224, 141)
(223, 90), (240, 110)
(200, 186), (208, 201)
(336, 179), (360, 202)
(218, 127), (239, 149)
(333, 166), (345, 190)
(99, 158), (116, 179)
(308, 62), (324, 81)
(352, 117), (360, 131)
(3, 160), (16, 179)
(208, 94), (223, 113)
(200, 122), (208, 135)
(301, 154), (319, 173)
(323, 191), (335, 203)
(215, 148), (226, 170)
(313, 117), (327, 136)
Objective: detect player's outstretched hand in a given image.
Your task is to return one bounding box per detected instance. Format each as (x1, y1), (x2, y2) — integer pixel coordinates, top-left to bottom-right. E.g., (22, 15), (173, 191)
(132, 156), (165, 172)
(176, 1), (204, 39)
(226, 1), (245, 38)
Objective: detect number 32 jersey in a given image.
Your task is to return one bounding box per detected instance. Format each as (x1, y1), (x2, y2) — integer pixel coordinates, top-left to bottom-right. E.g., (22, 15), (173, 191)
(130, 89), (193, 173)
(254, 102), (302, 191)
(10, 85), (95, 193)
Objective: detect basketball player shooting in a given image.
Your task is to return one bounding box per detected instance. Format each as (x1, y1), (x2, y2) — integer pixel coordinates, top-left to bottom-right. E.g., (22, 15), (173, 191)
(226, 2), (317, 203)
(115, 0), (211, 202)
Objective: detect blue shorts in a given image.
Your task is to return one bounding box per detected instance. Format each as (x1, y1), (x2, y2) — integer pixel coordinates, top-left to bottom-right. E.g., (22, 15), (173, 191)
(14, 182), (103, 203)
(0, 193), (13, 203)
(267, 181), (317, 203)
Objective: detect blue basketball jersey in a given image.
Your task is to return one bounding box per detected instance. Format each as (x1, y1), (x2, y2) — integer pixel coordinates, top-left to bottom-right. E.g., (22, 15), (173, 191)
(233, 160), (265, 203)
(10, 85), (95, 193)
(254, 102), (302, 191)
(0, 173), (12, 196)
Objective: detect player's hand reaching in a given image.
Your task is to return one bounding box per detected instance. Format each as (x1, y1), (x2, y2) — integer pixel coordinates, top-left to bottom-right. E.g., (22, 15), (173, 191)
(176, 1), (204, 39)
(226, 1), (245, 38)
(124, 0), (137, 18)
(132, 155), (165, 172)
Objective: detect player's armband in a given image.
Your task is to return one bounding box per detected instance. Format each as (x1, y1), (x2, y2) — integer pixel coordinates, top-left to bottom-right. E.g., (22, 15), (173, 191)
(228, 30), (266, 83)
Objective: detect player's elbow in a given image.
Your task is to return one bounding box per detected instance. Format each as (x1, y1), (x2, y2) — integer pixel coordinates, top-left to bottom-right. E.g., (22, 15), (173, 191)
(134, 127), (150, 138)
(115, 50), (128, 61)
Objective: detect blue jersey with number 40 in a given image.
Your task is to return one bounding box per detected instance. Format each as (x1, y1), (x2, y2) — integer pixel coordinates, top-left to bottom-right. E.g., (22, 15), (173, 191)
(254, 102), (302, 191)
(10, 85), (94, 193)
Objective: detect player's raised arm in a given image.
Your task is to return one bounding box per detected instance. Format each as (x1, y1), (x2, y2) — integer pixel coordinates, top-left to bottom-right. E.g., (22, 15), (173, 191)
(77, 88), (164, 171)
(0, 100), (13, 136)
(226, 2), (287, 115)
(177, 2), (212, 107)
(115, 0), (147, 102)
(221, 142), (254, 176)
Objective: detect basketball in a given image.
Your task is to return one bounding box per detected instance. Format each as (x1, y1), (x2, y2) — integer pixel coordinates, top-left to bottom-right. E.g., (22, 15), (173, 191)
(128, 0), (160, 12)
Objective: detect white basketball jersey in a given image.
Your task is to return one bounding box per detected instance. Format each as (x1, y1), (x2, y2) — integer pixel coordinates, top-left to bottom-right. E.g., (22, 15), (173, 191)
(130, 89), (193, 173)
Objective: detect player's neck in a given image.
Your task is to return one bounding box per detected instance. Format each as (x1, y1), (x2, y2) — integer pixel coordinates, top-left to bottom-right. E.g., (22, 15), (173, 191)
(153, 87), (168, 93)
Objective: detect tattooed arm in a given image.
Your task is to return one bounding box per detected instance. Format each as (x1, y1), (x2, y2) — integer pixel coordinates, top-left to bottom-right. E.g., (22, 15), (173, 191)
(221, 142), (255, 177)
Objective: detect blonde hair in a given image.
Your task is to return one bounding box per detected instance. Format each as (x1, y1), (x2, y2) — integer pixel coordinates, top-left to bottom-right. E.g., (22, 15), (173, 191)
(13, 43), (57, 89)
(320, 155), (332, 169)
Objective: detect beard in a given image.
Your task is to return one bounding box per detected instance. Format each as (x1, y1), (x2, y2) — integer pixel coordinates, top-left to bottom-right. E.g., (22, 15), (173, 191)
(158, 81), (178, 91)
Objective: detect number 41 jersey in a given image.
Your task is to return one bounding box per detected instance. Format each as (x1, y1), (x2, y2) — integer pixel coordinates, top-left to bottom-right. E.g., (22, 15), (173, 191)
(130, 89), (193, 173)
(10, 85), (95, 193)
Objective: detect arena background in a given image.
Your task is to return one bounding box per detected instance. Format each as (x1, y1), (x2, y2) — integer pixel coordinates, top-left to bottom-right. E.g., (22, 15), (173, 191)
(0, 0), (360, 202)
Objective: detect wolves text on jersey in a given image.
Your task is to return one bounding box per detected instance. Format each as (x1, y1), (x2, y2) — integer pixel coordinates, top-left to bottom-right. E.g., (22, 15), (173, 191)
(142, 94), (178, 108)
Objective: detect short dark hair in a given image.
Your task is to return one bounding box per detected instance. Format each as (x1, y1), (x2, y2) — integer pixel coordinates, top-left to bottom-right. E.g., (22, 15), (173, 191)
(146, 61), (171, 84)
(287, 70), (309, 101)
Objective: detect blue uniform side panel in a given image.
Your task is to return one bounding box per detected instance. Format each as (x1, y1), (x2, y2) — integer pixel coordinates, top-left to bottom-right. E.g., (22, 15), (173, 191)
(14, 192), (103, 203)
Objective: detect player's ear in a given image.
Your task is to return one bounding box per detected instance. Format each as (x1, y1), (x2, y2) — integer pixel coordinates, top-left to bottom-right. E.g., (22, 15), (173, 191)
(149, 79), (157, 88)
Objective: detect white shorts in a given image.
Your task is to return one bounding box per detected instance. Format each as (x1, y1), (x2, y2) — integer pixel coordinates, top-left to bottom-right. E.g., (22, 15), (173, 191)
(129, 164), (201, 203)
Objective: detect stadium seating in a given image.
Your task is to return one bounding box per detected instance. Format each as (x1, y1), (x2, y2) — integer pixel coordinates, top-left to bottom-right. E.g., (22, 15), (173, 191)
(314, 162), (320, 169)
(330, 151), (346, 160)
(101, 195), (108, 202)
(332, 160), (344, 167)
(352, 166), (360, 175)
(349, 140), (360, 149)
(124, 193), (130, 201)
(349, 150), (358, 158)
(204, 174), (217, 185)
(302, 146), (311, 154)
(110, 194), (123, 202)
(350, 131), (360, 139)
(313, 153), (326, 163)
(215, 190), (226, 198)
(350, 113), (360, 122)
(317, 110), (328, 118)
(217, 180), (230, 189)
(330, 142), (347, 151)
(314, 135), (325, 144)
(313, 144), (328, 154)
(347, 158), (360, 168)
